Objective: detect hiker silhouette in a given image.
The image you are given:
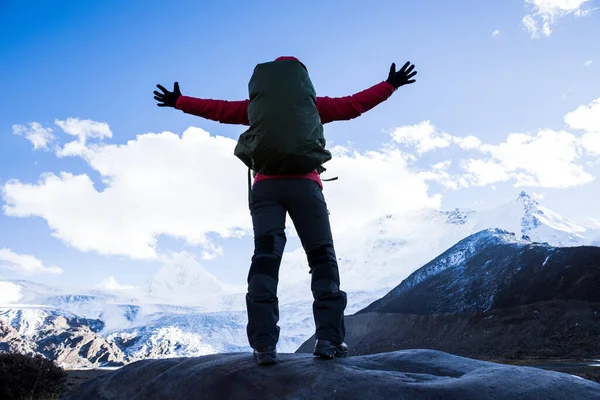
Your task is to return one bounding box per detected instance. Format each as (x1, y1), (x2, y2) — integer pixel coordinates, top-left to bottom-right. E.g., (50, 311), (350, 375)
(154, 56), (417, 364)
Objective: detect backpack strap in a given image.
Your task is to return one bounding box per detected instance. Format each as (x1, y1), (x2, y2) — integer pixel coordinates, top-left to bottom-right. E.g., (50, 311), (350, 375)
(317, 165), (338, 182)
(247, 168), (253, 205)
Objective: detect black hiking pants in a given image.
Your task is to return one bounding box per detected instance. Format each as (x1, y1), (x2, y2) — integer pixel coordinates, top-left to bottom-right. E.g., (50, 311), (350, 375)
(246, 178), (347, 349)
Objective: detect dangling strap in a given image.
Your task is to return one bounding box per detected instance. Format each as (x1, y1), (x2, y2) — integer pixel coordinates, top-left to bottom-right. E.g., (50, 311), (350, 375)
(247, 168), (252, 205)
(318, 165), (338, 182)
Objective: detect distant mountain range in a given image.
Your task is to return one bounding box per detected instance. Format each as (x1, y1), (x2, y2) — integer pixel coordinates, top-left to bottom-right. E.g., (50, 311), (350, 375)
(297, 228), (600, 360)
(359, 228), (600, 315)
(1, 191), (599, 368)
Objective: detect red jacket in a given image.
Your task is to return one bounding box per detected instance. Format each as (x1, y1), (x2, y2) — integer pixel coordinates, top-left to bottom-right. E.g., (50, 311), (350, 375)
(175, 80), (396, 187)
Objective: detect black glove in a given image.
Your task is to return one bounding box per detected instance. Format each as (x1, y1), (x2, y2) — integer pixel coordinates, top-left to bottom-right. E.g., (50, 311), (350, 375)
(386, 62), (417, 89)
(154, 82), (182, 108)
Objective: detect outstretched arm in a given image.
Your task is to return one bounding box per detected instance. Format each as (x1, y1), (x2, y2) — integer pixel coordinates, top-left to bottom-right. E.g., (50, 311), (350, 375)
(176, 96), (250, 125)
(154, 82), (250, 125)
(316, 81), (395, 124)
(316, 61), (417, 124)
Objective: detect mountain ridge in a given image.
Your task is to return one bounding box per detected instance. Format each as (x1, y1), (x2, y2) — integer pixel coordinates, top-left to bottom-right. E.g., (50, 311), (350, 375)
(2, 191), (599, 368)
(358, 228), (600, 315)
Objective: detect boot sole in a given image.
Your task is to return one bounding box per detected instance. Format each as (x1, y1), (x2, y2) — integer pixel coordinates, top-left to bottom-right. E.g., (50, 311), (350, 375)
(257, 357), (277, 365)
(313, 347), (348, 359)
(253, 352), (278, 365)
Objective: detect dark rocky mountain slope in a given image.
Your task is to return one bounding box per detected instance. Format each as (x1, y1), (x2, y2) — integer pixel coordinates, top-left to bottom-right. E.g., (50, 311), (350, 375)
(298, 229), (600, 368)
(359, 229), (600, 315)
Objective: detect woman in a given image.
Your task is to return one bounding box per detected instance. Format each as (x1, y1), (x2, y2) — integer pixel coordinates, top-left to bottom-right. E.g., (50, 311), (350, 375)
(154, 56), (417, 365)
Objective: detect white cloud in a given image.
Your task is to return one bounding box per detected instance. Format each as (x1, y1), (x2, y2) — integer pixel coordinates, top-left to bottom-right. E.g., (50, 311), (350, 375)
(0, 248), (63, 275)
(55, 118), (112, 158)
(565, 98), (600, 156)
(522, 0), (592, 38)
(12, 123), (55, 150)
(3, 127), (251, 260)
(532, 192), (547, 200)
(492, 30), (501, 36)
(460, 158), (511, 186)
(0, 282), (22, 304)
(389, 97), (600, 189)
(581, 133), (600, 156)
(55, 118), (112, 141)
(390, 121), (453, 154)
(8, 95), (600, 260)
(390, 122), (482, 154)
(4, 124), (441, 259)
(96, 276), (135, 290)
(453, 135), (483, 150)
(522, 14), (539, 36)
(461, 129), (594, 188)
(420, 160), (466, 190)
(564, 97), (600, 132)
(201, 243), (224, 261)
(432, 160), (452, 171)
(302, 146), (442, 233)
(584, 60), (593, 67)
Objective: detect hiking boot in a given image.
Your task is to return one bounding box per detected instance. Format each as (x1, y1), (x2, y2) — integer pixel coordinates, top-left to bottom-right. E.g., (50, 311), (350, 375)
(313, 339), (348, 359)
(252, 346), (277, 365)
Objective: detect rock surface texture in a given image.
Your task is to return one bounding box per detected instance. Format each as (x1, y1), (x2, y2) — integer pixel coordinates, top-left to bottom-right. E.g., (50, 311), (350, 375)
(63, 349), (600, 400)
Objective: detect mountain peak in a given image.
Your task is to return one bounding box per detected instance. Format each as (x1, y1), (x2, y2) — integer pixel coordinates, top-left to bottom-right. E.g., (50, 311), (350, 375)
(146, 252), (225, 303)
(96, 276), (135, 291)
(516, 191), (538, 207)
(470, 191), (593, 247)
(515, 192), (540, 228)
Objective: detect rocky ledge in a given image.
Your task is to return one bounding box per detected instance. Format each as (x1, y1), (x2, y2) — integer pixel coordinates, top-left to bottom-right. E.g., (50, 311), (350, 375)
(63, 349), (600, 400)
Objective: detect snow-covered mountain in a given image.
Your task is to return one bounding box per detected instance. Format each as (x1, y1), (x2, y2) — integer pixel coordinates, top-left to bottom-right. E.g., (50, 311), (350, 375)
(299, 228), (600, 361)
(0, 280), (63, 306)
(358, 228), (600, 315)
(144, 252), (245, 311)
(148, 252), (228, 300)
(1, 191), (598, 368)
(0, 276), (390, 367)
(474, 191), (598, 247)
(287, 191), (600, 292)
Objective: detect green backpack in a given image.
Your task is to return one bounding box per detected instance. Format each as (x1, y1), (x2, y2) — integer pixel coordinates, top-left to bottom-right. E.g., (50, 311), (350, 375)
(233, 59), (332, 175)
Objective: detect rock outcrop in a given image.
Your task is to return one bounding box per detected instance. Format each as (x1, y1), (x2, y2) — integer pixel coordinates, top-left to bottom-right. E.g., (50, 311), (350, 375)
(63, 349), (600, 400)
(36, 315), (126, 367)
(0, 319), (36, 354)
(0, 311), (126, 368)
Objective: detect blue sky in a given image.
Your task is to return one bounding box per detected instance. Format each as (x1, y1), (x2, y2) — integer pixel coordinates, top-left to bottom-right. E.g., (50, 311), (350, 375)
(1, 0), (599, 289)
